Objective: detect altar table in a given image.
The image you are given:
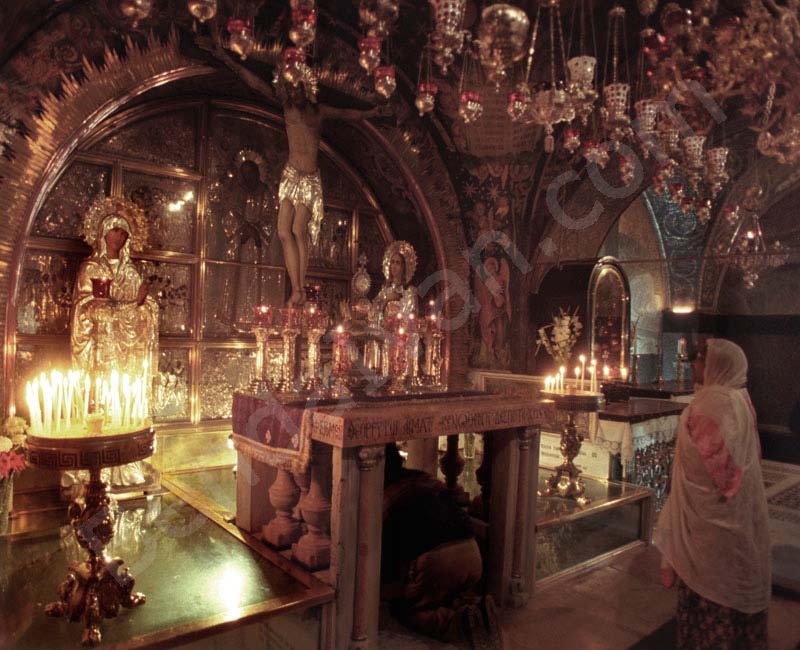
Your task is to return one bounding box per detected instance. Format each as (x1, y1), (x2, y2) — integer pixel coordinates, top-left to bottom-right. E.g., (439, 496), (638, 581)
(232, 391), (554, 650)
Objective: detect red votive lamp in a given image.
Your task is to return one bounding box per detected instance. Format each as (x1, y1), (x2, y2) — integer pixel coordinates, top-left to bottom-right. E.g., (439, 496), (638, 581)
(91, 277), (112, 299)
(253, 305), (273, 327)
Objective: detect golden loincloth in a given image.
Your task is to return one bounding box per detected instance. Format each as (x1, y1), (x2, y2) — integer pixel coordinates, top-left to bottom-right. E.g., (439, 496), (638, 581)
(278, 163), (324, 245)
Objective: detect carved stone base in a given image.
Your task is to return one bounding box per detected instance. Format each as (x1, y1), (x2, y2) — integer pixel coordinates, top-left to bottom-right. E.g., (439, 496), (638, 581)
(292, 534), (331, 571)
(507, 577), (529, 608)
(262, 515), (303, 549)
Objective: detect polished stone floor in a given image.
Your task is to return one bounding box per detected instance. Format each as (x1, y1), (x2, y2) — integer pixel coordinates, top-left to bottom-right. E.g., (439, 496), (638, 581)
(0, 491), (331, 649)
(500, 544), (800, 650)
(167, 466), (800, 649)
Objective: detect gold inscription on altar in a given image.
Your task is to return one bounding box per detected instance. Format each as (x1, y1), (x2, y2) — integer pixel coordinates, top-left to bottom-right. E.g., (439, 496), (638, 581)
(309, 401), (556, 446)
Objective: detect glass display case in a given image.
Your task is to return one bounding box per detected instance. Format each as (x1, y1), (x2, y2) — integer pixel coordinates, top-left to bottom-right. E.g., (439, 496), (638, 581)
(536, 473), (654, 584)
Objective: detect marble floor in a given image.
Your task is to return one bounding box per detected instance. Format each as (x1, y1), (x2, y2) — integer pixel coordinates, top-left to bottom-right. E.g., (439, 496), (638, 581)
(165, 467), (800, 650)
(499, 543), (800, 650)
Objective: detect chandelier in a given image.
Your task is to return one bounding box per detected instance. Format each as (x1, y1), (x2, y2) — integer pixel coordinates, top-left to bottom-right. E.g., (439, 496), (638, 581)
(718, 186), (789, 289)
(114, 0), (800, 185)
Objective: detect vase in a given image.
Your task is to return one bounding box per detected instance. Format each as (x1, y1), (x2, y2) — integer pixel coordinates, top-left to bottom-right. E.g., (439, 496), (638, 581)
(0, 472), (13, 535)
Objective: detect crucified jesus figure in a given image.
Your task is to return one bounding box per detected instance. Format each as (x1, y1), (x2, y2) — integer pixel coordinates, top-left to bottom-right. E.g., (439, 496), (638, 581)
(197, 37), (388, 305)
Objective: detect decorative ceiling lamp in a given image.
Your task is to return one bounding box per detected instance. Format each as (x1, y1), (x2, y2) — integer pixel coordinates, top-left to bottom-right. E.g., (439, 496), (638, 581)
(600, 5), (633, 150)
(374, 65), (397, 98)
(227, 17), (255, 61)
(633, 27), (662, 160)
(476, 4), (530, 90)
(289, 3), (317, 51)
(119, 0), (152, 27)
(566, 55), (597, 127)
(358, 36), (383, 73)
(415, 49), (438, 117)
(429, 0), (469, 75)
(565, 0), (597, 128)
(506, 3), (539, 123)
(527, 1), (574, 153)
(722, 186), (789, 289)
(187, 0), (217, 23)
(458, 51), (483, 123)
(705, 145), (729, 198)
(359, 0), (400, 39)
(416, 81), (438, 116)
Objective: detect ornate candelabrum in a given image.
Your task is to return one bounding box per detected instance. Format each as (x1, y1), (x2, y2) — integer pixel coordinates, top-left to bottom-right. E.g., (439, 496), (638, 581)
(676, 338), (689, 388)
(26, 427), (154, 646)
(331, 325), (352, 399)
(406, 314), (423, 388)
(388, 323), (409, 394)
(251, 305), (277, 394)
(278, 307), (302, 393)
(302, 306), (328, 396)
(421, 314), (443, 388)
(540, 391), (604, 506)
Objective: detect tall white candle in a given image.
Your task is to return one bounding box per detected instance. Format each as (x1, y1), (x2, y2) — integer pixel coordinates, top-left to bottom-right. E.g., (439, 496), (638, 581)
(83, 374), (90, 421)
(26, 381), (41, 435)
(579, 355), (586, 392)
(589, 366), (596, 392)
(574, 366), (580, 392)
(559, 367), (566, 393)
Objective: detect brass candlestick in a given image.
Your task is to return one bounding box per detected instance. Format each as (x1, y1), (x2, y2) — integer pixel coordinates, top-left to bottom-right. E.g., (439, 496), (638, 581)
(251, 326), (276, 394)
(331, 326), (352, 399)
(26, 428), (154, 646)
(540, 391), (604, 506)
(278, 308), (301, 393)
(303, 310), (328, 396)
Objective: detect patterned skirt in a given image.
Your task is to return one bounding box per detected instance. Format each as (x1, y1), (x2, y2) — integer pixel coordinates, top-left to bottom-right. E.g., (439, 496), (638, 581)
(677, 581), (768, 650)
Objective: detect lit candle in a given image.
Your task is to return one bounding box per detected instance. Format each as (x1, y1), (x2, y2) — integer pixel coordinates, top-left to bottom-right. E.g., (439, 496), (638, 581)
(621, 366), (629, 382)
(26, 380), (41, 435)
(333, 324), (351, 375)
(579, 354), (586, 392)
(574, 366), (581, 392)
(603, 365), (610, 379)
(589, 366), (596, 392)
(559, 366), (566, 393)
(41, 373), (52, 433)
(83, 374), (90, 421)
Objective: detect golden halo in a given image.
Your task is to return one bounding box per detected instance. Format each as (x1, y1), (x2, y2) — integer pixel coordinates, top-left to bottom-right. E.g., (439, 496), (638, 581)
(382, 240), (417, 285)
(83, 196), (149, 252)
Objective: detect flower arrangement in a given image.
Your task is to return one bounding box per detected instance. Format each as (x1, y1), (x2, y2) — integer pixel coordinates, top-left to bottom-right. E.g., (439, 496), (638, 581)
(535, 307), (583, 367)
(0, 416), (27, 481)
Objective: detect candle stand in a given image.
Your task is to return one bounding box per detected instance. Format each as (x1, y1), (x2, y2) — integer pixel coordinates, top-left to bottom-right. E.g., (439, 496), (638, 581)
(26, 427), (155, 646)
(540, 391), (604, 506)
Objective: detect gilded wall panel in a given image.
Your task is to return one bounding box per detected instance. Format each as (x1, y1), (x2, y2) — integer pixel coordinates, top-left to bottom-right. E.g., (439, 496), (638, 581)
(202, 263), (285, 338)
(122, 171), (197, 253)
(92, 109), (197, 170)
(136, 260), (192, 337)
(33, 161), (111, 239)
(16, 252), (81, 335)
(199, 348), (255, 420)
(153, 347), (190, 422)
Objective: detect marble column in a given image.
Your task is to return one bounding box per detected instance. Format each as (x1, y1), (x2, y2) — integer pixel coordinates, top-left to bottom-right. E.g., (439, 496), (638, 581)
(293, 451), (332, 571)
(509, 427), (536, 607)
(350, 445), (385, 650)
(262, 468), (302, 549)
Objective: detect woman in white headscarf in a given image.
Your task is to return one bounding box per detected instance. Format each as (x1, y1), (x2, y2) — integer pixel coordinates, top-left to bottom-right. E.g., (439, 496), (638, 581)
(655, 338), (770, 649)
